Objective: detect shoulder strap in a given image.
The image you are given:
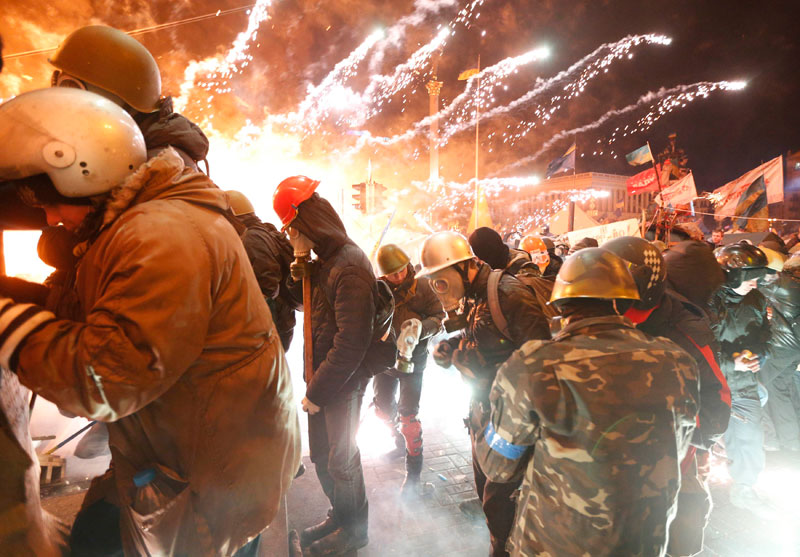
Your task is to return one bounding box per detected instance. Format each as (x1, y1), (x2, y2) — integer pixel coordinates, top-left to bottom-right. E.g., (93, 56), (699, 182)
(487, 269), (513, 341)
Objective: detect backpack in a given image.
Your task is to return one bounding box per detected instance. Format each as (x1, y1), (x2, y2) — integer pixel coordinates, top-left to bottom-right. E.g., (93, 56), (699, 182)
(321, 268), (396, 375)
(487, 269), (557, 341)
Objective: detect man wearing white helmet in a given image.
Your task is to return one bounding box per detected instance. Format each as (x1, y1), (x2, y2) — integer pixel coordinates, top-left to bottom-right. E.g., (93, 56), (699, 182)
(0, 88), (300, 556)
(418, 231), (550, 557)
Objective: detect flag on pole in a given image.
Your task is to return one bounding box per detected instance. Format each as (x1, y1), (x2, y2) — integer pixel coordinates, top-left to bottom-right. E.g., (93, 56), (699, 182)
(625, 144), (654, 166)
(458, 68), (480, 80)
(711, 156), (784, 229)
(545, 143), (576, 178)
(626, 164), (661, 195)
(655, 172), (698, 207)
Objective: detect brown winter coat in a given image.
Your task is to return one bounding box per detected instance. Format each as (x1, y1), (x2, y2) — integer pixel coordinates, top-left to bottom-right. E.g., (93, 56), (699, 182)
(15, 149), (301, 556)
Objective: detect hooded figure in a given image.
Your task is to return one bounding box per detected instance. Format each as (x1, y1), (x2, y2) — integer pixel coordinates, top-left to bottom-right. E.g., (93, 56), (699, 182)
(280, 190), (377, 555)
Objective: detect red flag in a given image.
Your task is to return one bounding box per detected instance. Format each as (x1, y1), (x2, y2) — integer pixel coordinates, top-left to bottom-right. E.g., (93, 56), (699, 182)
(626, 164), (661, 195)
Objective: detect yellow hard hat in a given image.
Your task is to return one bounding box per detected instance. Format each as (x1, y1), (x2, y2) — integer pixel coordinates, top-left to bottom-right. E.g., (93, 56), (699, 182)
(377, 244), (411, 276)
(550, 248), (640, 305)
(417, 231), (474, 277)
(225, 190), (255, 216)
(50, 25), (162, 113)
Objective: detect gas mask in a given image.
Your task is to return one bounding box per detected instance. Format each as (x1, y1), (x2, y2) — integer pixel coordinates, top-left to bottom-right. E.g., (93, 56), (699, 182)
(286, 226), (314, 258)
(429, 265), (470, 333)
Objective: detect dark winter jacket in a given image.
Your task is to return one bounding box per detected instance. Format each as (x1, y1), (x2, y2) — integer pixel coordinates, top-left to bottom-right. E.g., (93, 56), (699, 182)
(664, 241), (725, 310)
(758, 273), (800, 384)
(543, 252), (562, 279)
(288, 193), (377, 407)
(452, 264), (550, 404)
(135, 97), (209, 170)
(505, 247), (539, 276)
(636, 292), (731, 449)
(238, 213), (297, 350)
(385, 263), (444, 370)
(708, 287), (771, 400)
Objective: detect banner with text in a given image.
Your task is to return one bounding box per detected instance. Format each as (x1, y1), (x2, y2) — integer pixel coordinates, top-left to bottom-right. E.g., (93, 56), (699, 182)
(655, 172), (698, 207)
(626, 165), (660, 195)
(566, 218), (641, 246)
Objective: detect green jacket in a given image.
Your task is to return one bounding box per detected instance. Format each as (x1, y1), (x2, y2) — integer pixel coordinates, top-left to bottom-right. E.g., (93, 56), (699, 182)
(475, 315), (698, 557)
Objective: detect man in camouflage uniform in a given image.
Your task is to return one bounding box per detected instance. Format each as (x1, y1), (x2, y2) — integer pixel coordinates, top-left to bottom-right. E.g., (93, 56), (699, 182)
(372, 244), (444, 496)
(418, 231), (550, 557)
(476, 248), (699, 556)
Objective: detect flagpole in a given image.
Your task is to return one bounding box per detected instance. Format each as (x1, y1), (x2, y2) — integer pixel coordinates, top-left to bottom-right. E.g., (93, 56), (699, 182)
(647, 141), (664, 201)
(474, 54), (481, 230)
(568, 134), (577, 232)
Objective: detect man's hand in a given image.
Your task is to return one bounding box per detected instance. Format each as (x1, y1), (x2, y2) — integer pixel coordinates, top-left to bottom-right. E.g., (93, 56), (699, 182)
(734, 351), (760, 373)
(433, 340), (455, 367)
(290, 259), (316, 282)
(302, 396), (321, 415)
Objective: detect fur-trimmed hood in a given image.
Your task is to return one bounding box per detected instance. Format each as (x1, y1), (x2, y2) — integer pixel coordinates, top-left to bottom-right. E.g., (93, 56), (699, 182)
(101, 147), (226, 229)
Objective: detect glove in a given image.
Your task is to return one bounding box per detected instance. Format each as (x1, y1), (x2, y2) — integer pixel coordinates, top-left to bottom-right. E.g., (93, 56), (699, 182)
(0, 298), (56, 370)
(0, 276), (50, 305)
(433, 340), (455, 368)
(290, 258), (316, 282)
(452, 347), (488, 381)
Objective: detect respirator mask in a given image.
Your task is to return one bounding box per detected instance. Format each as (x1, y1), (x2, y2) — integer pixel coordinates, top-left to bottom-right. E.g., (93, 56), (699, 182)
(429, 264), (470, 332)
(530, 250), (550, 274)
(286, 226), (314, 258)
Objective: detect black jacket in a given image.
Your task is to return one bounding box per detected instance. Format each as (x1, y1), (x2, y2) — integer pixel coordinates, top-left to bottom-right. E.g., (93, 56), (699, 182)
(637, 292), (730, 448)
(135, 97), (210, 169)
(386, 264), (445, 370)
(238, 213), (297, 350)
(759, 273), (800, 385)
(454, 264), (550, 402)
(708, 287), (771, 400)
(289, 194), (377, 407)
(505, 248), (538, 276)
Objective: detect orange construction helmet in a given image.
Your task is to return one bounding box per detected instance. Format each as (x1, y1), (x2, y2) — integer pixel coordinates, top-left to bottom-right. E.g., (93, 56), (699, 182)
(273, 175), (320, 229)
(519, 235), (548, 254)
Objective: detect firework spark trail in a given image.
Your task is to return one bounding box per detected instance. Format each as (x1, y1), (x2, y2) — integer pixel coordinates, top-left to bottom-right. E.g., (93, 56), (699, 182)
(358, 34), (670, 150)
(174, 0), (275, 113)
(368, 0), (459, 72)
(285, 29), (386, 133)
(491, 80), (746, 177)
(446, 34), (672, 143)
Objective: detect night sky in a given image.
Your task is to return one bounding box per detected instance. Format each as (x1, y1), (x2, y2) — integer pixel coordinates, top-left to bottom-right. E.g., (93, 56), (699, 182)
(1, 0), (798, 194)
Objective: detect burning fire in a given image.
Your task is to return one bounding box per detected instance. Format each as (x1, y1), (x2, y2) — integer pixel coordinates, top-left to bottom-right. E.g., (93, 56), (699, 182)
(2, 230), (53, 284)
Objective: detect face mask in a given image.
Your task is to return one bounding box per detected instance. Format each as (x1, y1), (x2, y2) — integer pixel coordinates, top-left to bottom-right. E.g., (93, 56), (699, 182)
(429, 265), (469, 332)
(286, 226), (314, 258)
(531, 250), (550, 273)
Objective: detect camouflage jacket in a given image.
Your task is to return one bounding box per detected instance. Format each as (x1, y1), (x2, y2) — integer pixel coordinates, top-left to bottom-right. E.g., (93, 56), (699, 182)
(475, 315), (699, 557)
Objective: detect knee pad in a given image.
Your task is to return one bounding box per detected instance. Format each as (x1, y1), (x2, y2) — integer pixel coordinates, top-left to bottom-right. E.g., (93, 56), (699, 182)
(399, 414), (423, 456)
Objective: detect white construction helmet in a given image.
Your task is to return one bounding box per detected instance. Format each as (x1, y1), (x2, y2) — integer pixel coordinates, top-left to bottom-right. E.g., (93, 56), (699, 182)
(416, 231), (475, 277)
(0, 88), (146, 197)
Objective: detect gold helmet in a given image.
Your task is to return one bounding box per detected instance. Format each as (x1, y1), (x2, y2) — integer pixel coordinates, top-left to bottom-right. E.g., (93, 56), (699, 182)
(416, 231), (474, 277)
(377, 244), (411, 276)
(50, 25), (162, 113)
(225, 190), (255, 216)
(550, 247), (640, 305)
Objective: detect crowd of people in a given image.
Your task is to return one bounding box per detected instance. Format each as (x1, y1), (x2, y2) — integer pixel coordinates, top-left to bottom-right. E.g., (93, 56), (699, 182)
(1, 25), (800, 557)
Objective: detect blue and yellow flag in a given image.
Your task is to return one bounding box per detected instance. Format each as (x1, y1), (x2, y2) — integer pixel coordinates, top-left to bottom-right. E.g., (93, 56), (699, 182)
(625, 144), (653, 166)
(458, 68), (480, 80)
(545, 143), (576, 178)
(734, 175), (769, 231)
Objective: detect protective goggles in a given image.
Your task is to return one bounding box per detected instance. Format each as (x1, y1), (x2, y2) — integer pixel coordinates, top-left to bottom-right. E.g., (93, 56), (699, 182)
(51, 70), (87, 90)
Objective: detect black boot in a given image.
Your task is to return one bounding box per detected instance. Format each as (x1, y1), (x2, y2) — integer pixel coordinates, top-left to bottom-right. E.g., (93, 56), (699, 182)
(401, 452), (424, 498)
(308, 527), (368, 556)
(300, 512), (338, 547)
